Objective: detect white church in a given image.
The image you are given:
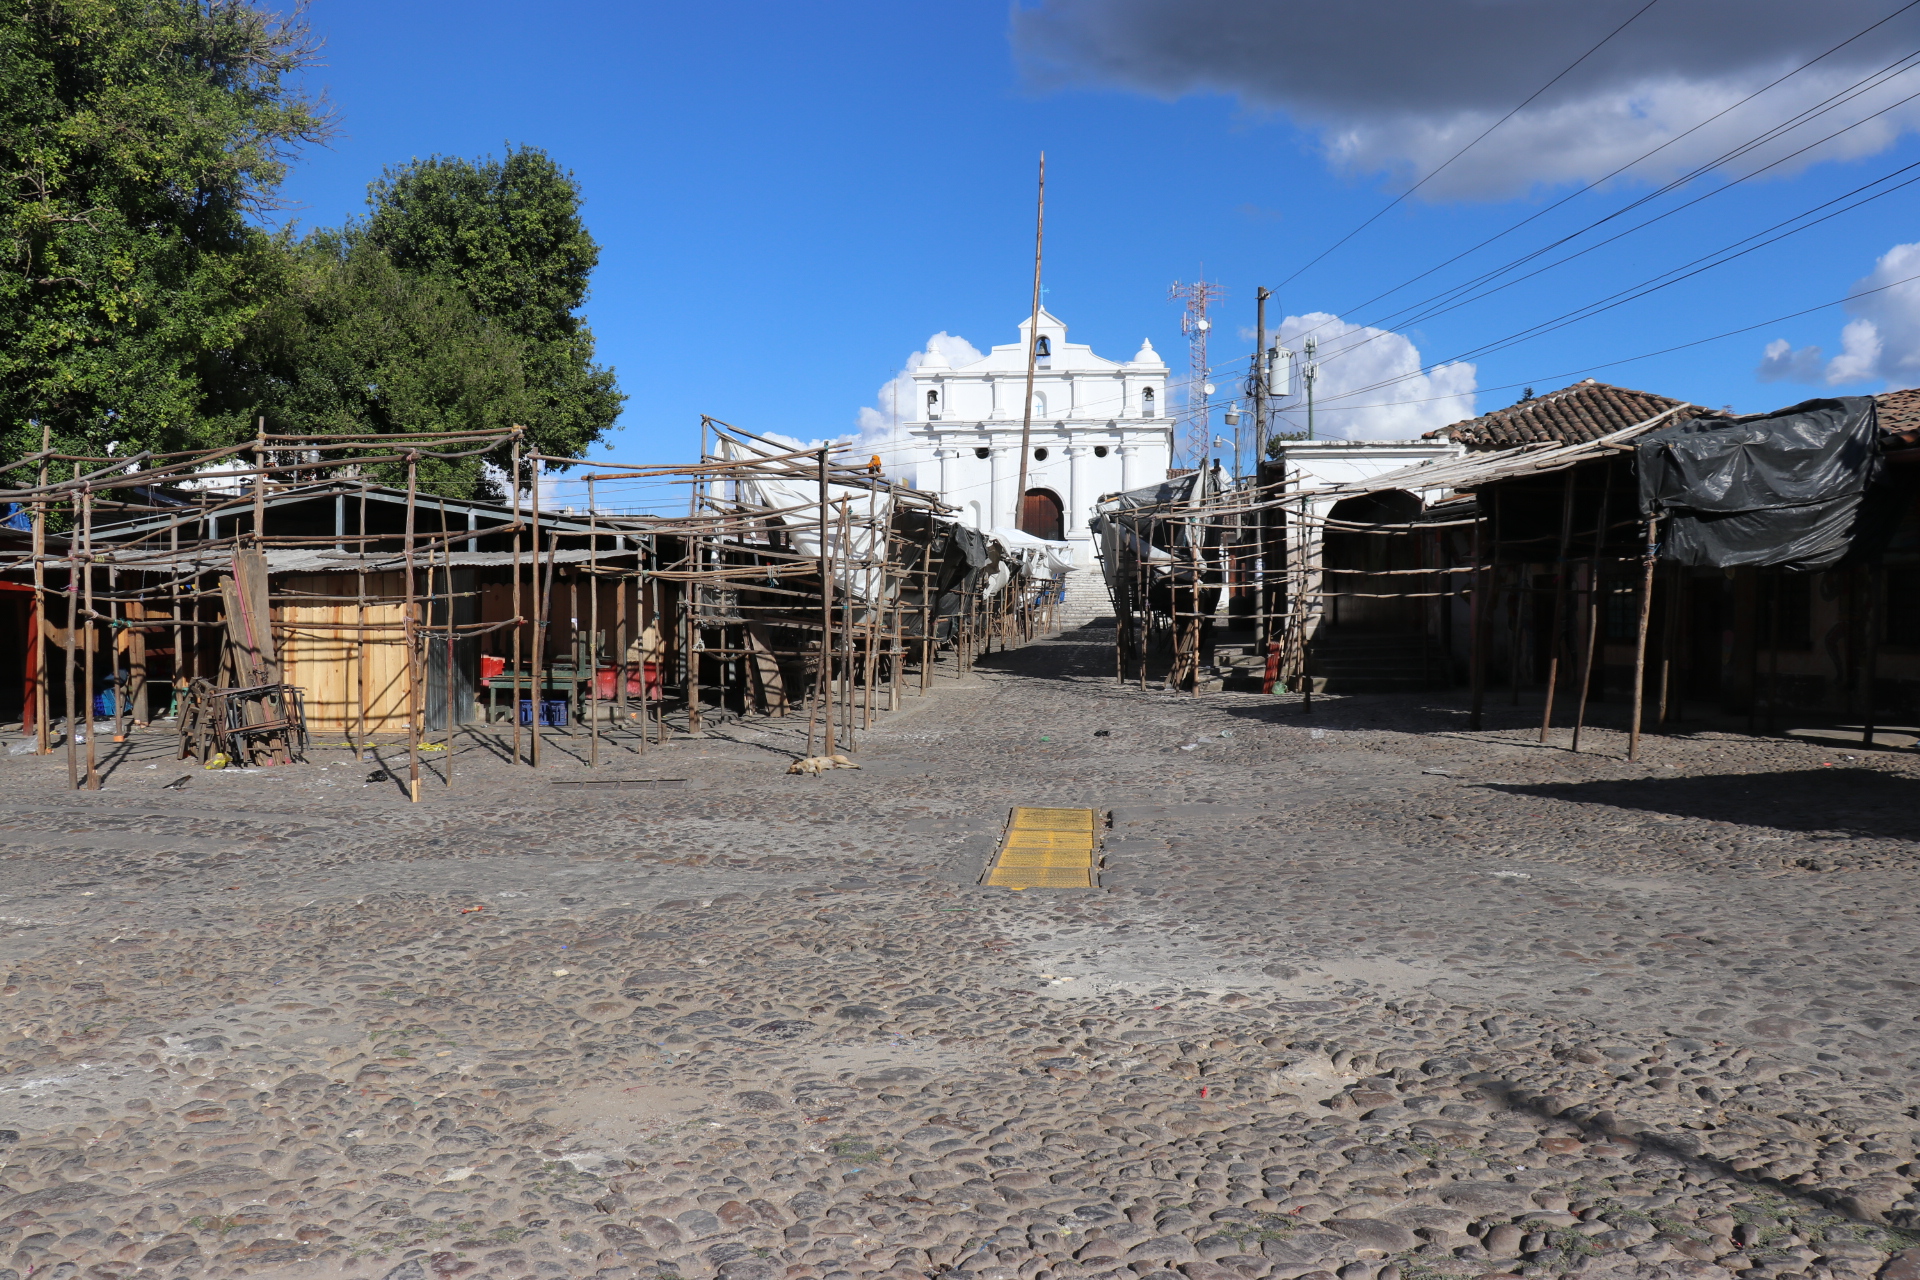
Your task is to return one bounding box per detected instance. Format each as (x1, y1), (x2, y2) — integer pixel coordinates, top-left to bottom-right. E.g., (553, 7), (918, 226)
(901, 310), (1174, 566)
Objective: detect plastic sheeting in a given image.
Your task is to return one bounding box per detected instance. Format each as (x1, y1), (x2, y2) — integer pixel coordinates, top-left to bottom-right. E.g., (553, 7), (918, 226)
(733, 473), (893, 601)
(1636, 396), (1885, 572)
(986, 527), (1076, 577)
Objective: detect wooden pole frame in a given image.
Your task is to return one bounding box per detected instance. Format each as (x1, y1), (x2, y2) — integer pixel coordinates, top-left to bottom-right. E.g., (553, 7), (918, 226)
(1570, 463), (1613, 753)
(405, 454), (421, 803)
(1628, 516), (1659, 762)
(1539, 470), (1577, 743)
(1468, 507), (1487, 731)
(510, 439), (523, 765)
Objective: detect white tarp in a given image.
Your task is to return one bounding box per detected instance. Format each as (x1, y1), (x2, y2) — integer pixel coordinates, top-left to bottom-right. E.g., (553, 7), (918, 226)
(986, 527), (1076, 577)
(732, 472), (894, 602)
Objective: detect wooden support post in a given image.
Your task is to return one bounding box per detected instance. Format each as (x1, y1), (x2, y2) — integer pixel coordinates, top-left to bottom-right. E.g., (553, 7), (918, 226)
(1863, 563), (1881, 747)
(818, 447), (835, 758)
(356, 483), (369, 758)
(530, 454), (545, 766)
(1628, 516), (1659, 762)
(614, 515), (628, 737)
(168, 520), (181, 733)
(64, 468), (79, 789)
(439, 494), (455, 790)
(82, 485), (97, 789)
(1540, 470), (1576, 743)
(1468, 509), (1487, 731)
(31, 425), (48, 754)
(510, 440), (523, 765)
(405, 454), (421, 802)
(1658, 563), (1680, 726)
(1766, 568), (1782, 736)
(1570, 464), (1612, 753)
(252, 417), (266, 546)
(110, 565), (125, 742)
(589, 482), (601, 768)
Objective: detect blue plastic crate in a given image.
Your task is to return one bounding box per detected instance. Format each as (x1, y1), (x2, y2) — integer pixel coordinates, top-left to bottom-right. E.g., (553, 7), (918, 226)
(518, 698), (569, 727)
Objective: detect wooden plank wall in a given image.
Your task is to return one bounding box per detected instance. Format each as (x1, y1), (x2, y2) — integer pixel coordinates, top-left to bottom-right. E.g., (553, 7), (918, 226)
(274, 572), (412, 733)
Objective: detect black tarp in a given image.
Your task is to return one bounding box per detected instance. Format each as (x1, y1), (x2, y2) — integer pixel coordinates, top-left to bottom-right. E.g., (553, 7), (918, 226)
(1635, 396), (1885, 572)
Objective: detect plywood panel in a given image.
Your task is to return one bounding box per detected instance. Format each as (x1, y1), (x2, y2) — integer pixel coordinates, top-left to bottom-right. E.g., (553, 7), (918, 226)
(274, 573), (414, 733)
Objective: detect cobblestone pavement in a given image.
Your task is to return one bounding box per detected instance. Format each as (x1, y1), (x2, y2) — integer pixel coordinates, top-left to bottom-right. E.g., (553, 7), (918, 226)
(4, 622), (1920, 1280)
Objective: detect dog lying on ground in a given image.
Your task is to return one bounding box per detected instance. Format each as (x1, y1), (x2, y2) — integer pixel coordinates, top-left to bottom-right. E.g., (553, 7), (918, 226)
(787, 754), (860, 775)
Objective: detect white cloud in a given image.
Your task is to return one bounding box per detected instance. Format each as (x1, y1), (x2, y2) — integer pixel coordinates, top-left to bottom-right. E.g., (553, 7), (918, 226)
(1272, 312), (1476, 439)
(1011, 0), (1920, 199)
(1756, 337), (1825, 383)
(1761, 242), (1920, 388)
(853, 332), (984, 480)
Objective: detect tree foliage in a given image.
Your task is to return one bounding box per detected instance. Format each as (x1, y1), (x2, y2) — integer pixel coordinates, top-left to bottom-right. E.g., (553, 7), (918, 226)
(363, 147), (624, 481)
(244, 230), (528, 495)
(0, 0), (329, 465)
(248, 147), (624, 498)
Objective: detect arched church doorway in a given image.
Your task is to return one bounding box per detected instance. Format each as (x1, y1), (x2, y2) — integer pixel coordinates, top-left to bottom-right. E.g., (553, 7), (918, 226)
(1322, 489), (1423, 631)
(1021, 488), (1064, 541)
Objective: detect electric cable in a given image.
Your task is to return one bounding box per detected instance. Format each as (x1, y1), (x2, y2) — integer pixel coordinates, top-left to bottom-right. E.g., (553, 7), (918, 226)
(1319, 0), (1920, 329)
(1277, 0), (1666, 289)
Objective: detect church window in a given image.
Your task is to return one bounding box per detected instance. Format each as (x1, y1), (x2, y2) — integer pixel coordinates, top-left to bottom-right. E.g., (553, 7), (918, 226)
(1094, 445), (1109, 458)
(975, 446), (990, 459)
(1142, 387), (1156, 417)
(1034, 447), (1049, 461)
(926, 389), (939, 419)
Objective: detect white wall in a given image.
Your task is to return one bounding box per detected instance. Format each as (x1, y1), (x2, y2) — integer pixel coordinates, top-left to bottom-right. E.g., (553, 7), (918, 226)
(906, 310), (1174, 564)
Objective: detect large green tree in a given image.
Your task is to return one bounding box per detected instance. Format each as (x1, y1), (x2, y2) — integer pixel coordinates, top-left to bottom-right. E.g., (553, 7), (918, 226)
(244, 229), (532, 496)
(248, 147), (624, 498)
(364, 148), (624, 474)
(0, 0), (328, 467)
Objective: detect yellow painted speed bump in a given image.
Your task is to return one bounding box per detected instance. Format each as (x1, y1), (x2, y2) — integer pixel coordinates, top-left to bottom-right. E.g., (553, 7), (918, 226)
(983, 807), (1099, 888)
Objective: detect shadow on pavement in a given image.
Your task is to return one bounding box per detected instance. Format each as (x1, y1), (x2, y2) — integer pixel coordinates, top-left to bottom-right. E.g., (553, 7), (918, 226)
(1485, 768), (1920, 843)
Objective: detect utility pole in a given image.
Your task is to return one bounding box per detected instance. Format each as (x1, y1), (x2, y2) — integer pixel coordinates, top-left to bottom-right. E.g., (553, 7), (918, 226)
(1303, 335), (1319, 441)
(1252, 287), (1270, 469)
(1016, 153), (1045, 532)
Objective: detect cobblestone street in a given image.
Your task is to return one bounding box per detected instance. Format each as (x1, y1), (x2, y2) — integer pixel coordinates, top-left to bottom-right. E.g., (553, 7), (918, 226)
(3, 621), (1920, 1280)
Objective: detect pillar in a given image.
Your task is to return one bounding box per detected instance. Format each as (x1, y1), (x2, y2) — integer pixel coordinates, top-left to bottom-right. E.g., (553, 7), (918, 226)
(1063, 445), (1083, 536)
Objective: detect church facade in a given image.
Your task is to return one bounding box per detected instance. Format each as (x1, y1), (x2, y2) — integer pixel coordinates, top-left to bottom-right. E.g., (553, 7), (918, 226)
(903, 310), (1173, 565)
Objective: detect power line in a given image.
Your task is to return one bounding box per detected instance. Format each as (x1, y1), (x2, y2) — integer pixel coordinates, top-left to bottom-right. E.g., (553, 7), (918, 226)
(1277, 0), (1665, 289)
(1294, 70), (1920, 404)
(1308, 266), (1920, 419)
(1319, 0), (1920, 328)
(1363, 45), (1920, 338)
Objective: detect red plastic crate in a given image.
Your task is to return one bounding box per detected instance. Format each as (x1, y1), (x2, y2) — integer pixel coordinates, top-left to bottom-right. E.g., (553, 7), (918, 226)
(594, 663), (661, 700)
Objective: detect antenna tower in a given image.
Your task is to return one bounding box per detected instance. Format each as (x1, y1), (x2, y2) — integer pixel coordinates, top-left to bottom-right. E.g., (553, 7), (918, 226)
(1169, 277), (1225, 467)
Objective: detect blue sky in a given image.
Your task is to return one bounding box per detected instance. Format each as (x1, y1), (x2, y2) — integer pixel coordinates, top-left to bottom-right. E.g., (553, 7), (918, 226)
(274, 0), (1920, 466)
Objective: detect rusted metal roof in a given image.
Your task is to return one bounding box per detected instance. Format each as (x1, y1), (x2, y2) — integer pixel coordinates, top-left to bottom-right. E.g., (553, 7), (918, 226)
(1425, 379), (1709, 450)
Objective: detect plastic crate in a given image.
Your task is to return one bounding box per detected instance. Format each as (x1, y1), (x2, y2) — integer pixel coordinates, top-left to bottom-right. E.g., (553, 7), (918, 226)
(593, 663), (661, 700)
(518, 698), (569, 727)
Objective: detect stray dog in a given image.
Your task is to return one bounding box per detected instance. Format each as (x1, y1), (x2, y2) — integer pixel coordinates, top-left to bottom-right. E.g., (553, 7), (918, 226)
(787, 754), (859, 775)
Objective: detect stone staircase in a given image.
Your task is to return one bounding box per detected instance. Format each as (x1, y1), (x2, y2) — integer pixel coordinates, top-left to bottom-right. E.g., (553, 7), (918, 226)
(1053, 568), (1115, 630)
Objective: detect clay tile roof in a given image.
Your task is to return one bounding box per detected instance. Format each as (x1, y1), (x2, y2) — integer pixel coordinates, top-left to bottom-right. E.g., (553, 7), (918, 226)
(1876, 387), (1920, 434)
(1424, 379), (1705, 451)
